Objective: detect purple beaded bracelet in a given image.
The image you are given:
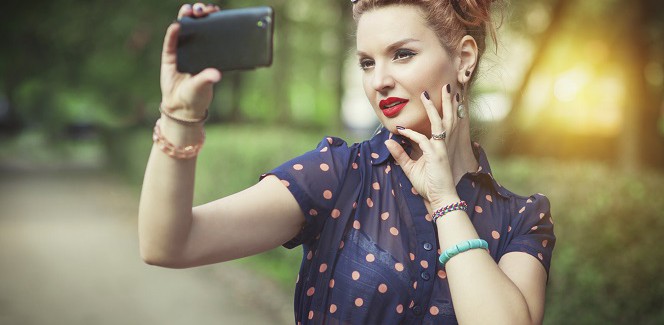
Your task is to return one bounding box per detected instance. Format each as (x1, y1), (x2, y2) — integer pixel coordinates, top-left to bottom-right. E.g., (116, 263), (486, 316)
(432, 201), (468, 224)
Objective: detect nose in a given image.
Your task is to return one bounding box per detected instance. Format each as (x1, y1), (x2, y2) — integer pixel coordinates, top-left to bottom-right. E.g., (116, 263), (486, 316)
(371, 64), (395, 93)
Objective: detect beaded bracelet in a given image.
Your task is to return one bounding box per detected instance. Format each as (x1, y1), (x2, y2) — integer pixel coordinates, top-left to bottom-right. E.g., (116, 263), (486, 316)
(153, 119), (205, 159)
(432, 201), (468, 224)
(159, 103), (208, 125)
(438, 238), (488, 268)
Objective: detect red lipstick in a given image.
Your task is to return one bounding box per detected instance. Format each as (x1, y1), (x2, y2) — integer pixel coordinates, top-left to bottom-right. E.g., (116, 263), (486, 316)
(379, 97), (409, 118)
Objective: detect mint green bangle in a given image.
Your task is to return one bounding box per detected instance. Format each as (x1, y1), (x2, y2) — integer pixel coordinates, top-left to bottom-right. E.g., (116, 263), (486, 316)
(438, 239), (489, 268)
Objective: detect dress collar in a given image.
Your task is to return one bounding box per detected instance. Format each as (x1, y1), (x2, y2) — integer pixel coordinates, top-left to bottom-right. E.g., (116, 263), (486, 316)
(367, 127), (512, 198)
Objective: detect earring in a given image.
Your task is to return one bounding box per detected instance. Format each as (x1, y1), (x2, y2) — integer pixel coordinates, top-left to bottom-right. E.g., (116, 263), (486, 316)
(457, 83), (467, 119)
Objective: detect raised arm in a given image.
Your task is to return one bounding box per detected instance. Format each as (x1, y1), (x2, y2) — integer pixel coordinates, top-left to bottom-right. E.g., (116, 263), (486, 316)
(138, 3), (304, 269)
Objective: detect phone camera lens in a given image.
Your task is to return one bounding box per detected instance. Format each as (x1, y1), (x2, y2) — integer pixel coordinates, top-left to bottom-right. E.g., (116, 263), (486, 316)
(257, 16), (271, 28)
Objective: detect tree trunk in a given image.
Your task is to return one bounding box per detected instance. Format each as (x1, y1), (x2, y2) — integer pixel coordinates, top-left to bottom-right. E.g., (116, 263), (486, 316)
(495, 0), (573, 155)
(620, 0), (664, 170)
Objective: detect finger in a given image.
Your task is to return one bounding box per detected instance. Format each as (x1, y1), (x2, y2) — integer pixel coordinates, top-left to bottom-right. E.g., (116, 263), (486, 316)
(204, 3), (217, 14)
(162, 23), (180, 66)
(177, 4), (193, 19)
(397, 128), (433, 153)
(192, 3), (207, 17)
(421, 91), (444, 136)
(441, 83), (455, 135)
(385, 139), (414, 169)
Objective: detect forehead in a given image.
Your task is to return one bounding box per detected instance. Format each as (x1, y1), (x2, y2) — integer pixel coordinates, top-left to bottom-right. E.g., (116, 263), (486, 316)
(356, 5), (435, 50)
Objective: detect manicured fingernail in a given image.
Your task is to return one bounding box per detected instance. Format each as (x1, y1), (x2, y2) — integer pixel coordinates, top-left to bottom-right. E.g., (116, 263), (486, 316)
(465, 70), (471, 77)
(446, 84), (451, 93)
(195, 5), (203, 12)
(456, 93), (460, 102)
(396, 126), (405, 130)
(423, 91), (430, 100)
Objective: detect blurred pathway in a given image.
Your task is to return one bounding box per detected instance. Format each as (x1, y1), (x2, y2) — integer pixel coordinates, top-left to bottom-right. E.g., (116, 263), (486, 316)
(0, 165), (293, 325)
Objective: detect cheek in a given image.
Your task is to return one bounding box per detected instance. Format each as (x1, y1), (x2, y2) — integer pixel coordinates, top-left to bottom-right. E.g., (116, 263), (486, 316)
(362, 74), (379, 109)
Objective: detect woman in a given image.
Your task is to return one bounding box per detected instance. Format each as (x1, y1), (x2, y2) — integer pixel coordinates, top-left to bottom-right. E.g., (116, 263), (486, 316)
(139, 1), (556, 324)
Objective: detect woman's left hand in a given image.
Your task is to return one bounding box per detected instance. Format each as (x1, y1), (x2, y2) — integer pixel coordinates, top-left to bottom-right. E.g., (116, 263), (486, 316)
(384, 85), (461, 209)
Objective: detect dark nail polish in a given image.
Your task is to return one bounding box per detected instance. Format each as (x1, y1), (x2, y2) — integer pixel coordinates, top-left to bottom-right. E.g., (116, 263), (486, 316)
(455, 93), (460, 102)
(396, 126), (405, 130)
(195, 6), (203, 12)
(423, 91), (430, 100)
(446, 84), (451, 93)
(465, 70), (471, 76)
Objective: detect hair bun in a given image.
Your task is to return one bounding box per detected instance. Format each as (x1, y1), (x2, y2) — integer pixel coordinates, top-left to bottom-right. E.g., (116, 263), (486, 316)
(452, 0), (497, 26)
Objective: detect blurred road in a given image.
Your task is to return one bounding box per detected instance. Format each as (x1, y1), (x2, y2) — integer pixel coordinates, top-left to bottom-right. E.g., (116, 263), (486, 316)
(0, 165), (293, 325)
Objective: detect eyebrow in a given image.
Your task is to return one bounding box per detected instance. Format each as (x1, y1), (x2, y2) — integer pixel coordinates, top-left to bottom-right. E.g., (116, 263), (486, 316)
(356, 38), (420, 57)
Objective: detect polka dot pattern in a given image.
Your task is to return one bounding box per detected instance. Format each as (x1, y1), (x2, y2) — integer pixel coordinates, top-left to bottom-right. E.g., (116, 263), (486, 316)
(263, 132), (555, 323)
(355, 298), (364, 307)
(378, 283), (388, 293)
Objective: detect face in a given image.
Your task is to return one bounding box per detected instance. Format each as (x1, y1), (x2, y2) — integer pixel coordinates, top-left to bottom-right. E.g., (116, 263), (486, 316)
(356, 5), (457, 136)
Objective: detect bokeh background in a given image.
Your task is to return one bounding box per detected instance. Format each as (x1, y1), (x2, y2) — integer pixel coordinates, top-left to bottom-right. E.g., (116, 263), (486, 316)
(1, 0), (663, 324)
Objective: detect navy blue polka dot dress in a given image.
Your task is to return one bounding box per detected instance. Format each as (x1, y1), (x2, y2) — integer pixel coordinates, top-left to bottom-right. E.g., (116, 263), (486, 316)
(261, 128), (555, 325)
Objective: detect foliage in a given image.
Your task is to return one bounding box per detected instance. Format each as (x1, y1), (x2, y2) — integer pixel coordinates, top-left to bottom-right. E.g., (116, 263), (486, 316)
(2, 0), (351, 138)
(493, 156), (664, 324)
(105, 124), (664, 324)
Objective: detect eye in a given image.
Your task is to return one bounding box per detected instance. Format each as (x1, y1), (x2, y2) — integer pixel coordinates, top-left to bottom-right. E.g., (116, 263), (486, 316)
(359, 58), (375, 70)
(393, 49), (416, 61)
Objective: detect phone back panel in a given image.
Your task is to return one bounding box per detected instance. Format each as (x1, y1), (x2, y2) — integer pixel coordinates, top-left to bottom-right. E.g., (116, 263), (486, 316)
(177, 6), (274, 73)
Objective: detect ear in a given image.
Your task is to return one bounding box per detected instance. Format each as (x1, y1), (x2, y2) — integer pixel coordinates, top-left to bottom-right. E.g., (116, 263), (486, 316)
(456, 35), (479, 84)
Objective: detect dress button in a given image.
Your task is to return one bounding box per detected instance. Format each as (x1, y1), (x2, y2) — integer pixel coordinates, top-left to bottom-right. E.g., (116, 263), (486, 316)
(421, 271), (431, 281)
(423, 242), (433, 251)
(413, 305), (422, 315)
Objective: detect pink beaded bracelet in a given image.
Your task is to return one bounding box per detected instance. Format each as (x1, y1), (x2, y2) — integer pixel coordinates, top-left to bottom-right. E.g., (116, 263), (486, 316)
(153, 119), (205, 159)
(432, 201), (468, 224)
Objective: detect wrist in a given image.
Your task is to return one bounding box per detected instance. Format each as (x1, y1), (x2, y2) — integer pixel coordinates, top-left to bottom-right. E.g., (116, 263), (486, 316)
(429, 195), (462, 212)
(432, 200), (468, 224)
(158, 115), (205, 146)
(160, 102), (208, 123)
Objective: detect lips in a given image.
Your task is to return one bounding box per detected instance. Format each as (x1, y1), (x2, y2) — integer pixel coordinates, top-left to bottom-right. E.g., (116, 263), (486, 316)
(379, 97), (409, 118)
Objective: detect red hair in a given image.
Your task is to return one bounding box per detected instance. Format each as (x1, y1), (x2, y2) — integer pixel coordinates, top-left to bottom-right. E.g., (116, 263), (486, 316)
(353, 0), (502, 83)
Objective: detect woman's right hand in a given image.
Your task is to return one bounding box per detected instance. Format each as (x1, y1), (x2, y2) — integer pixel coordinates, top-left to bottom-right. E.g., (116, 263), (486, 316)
(160, 3), (222, 119)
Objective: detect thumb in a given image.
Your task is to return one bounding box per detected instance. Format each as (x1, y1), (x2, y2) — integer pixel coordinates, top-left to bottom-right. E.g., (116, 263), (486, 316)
(180, 68), (222, 98)
(385, 139), (413, 169)
(193, 67), (222, 85)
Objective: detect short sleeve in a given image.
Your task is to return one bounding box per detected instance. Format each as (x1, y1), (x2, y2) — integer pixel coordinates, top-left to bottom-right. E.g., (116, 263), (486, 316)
(503, 194), (556, 275)
(260, 136), (352, 249)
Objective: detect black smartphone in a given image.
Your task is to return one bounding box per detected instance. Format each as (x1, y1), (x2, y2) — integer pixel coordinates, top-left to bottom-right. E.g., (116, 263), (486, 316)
(176, 6), (274, 74)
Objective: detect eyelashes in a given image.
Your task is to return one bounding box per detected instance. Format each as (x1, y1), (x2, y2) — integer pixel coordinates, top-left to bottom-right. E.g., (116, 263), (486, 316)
(358, 49), (418, 70)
